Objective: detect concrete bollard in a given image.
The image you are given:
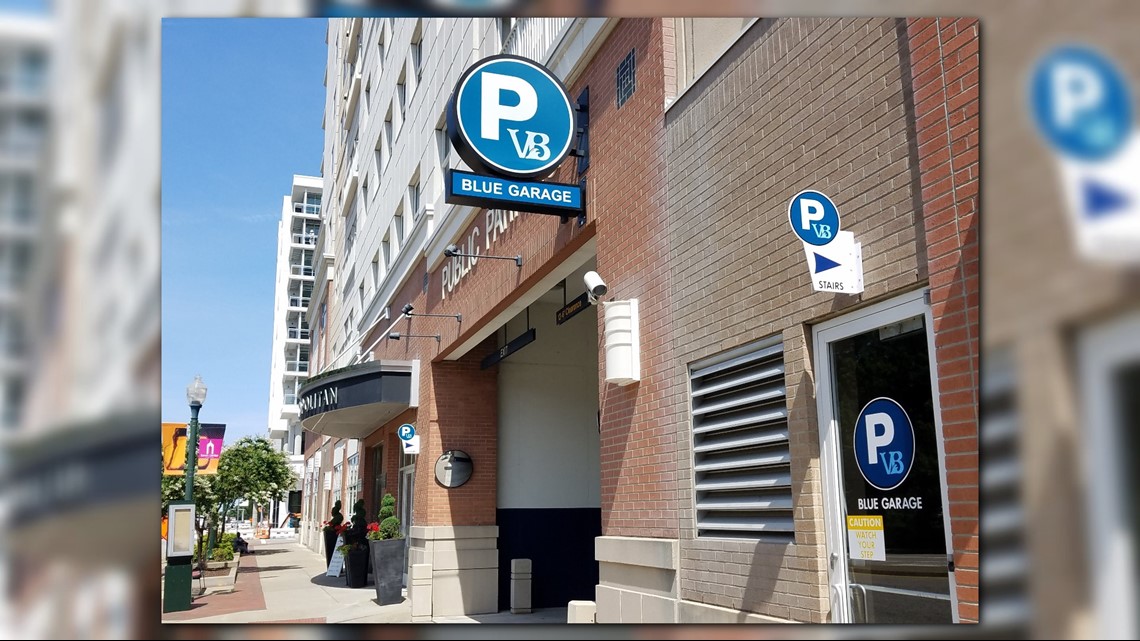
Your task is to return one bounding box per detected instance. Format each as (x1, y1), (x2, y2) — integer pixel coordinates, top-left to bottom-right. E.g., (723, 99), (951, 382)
(568, 600), (597, 623)
(510, 558), (532, 614)
(410, 563), (433, 623)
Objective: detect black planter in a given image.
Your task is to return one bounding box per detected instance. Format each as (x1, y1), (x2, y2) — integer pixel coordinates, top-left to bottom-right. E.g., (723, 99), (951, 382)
(323, 530), (337, 568)
(346, 545), (371, 588)
(370, 538), (406, 604)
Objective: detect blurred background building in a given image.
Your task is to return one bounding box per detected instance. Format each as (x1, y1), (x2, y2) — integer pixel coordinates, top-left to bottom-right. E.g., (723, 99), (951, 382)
(266, 175), (323, 527)
(0, 14), (47, 432)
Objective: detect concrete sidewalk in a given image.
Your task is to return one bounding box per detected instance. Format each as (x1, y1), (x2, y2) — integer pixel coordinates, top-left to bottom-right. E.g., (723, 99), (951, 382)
(164, 540), (411, 624)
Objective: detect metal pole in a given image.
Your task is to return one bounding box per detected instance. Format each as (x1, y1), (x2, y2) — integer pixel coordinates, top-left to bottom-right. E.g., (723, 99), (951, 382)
(186, 401), (201, 503)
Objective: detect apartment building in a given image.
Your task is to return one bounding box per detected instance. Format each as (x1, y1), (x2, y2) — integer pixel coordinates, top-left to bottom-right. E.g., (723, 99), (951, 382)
(298, 16), (980, 624)
(266, 175), (323, 526)
(0, 14), (48, 431)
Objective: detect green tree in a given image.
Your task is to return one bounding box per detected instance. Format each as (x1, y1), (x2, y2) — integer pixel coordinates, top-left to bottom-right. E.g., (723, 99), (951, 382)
(211, 436), (296, 538)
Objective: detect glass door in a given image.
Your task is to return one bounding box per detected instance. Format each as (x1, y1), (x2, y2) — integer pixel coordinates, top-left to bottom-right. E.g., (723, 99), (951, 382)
(814, 290), (957, 623)
(399, 461), (415, 586)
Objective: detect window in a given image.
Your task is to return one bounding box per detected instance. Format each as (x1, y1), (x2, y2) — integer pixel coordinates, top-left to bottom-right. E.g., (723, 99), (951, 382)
(411, 20), (423, 81)
(362, 173), (369, 205)
(319, 302), (327, 332)
(436, 124), (450, 171)
(377, 20), (386, 66)
(382, 110), (393, 171)
(346, 453), (361, 510)
(333, 462), (343, 505)
(396, 75), (406, 123)
(382, 234), (391, 267)
(358, 281), (366, 311)
(499, 17), (515, 48)
(616, 48), (636, 108)
(363, 79), (371, 120)
(408, 181), (420, 221)
(689, 336), (793, 541)
(345, 310), (355, 341)
(99, 47), (125, 168)
(394, 210), (405, 248)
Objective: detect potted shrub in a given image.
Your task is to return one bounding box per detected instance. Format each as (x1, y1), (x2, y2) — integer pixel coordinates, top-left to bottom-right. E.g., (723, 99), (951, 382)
(322, 500), (345, 568)
(368, 493), (405, 604)
(343, 499), (371, 589)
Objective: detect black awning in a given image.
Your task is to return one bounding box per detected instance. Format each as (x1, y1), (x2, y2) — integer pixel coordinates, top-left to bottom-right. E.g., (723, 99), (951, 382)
(297, 361), (413, 439)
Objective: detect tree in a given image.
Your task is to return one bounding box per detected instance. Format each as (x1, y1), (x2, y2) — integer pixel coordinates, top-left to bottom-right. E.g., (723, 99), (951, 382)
(211, 436), (296, 537)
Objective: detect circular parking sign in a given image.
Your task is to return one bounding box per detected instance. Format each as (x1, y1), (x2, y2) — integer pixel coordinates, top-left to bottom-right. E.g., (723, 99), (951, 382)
(1030, 45), (1132, 161)
(853, 397), (915, 491)
(397, 424), (416, 441)
(448, 55), (576, 179)
(788, 190), (841, 246)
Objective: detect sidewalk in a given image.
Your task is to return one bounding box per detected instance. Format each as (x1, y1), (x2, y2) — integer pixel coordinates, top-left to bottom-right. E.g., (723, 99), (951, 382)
(162, 539), (411, 624)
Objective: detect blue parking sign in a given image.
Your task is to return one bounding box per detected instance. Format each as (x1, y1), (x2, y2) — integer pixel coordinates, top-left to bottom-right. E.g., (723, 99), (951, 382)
(398, 424), (416, 441)
(788, 190), (841, 246)
(1031, 45), (1133, 161)
(853, 397), (915, 491)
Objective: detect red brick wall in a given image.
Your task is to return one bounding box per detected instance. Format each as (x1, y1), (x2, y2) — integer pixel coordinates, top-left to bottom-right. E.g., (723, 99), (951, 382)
(589, 20), (675, 538)
(905, 17), (980, 623)
(416, 337), (499, 526)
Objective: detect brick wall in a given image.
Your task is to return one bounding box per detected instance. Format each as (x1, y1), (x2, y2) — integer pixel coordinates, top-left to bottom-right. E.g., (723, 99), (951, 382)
(905, 17), (980, 623)
(666, 18), (927, 622)
(586, 19), (679, 540)
(416, 337), (498, 526)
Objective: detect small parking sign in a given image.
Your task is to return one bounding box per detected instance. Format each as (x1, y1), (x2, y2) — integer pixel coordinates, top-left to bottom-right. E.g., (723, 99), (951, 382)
(398, 424), (416, 441)
(788, 190), (841, 246)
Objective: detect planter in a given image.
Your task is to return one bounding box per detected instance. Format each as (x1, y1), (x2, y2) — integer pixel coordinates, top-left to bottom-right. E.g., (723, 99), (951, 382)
(370, 538), (406, 604)
(323, 530), (337, 568)
(345, 545), (371, 589)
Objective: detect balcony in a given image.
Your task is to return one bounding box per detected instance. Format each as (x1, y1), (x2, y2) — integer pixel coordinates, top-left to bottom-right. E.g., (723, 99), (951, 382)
(286, 327), (311, 341)
(284, 361), (309, 375)
(503, 18), (573, 63)
(290, 264), (315, 278)
(281, 403), (299, 420)
(288, 296), (311, 310)
(293, 202), (322, 217)
(292, 232), (318, 247)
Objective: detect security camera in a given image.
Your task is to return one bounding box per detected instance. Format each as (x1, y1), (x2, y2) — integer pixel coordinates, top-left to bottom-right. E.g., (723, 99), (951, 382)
(584, 271), (607, 297)
(402, 304), (414, 315)
(443, 244), (460, 257)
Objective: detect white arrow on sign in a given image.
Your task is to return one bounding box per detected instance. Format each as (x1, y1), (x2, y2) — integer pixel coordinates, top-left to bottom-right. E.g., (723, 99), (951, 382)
(802, 230), (864, 294)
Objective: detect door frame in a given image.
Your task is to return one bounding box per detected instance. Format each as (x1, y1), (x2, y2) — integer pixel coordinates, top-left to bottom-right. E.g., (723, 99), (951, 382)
(399, 461), (416, 585)
(812, 288), (958, 623)
(1078, 308), (1140, 639)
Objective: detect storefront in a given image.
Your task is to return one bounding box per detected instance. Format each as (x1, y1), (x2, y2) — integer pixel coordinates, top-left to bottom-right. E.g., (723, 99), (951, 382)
(301, 16), (978, 624)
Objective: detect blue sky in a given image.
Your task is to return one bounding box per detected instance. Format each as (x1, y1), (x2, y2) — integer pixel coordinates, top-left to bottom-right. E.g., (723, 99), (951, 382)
(162, 19), (327, 442)
(0, 0), (49, 15)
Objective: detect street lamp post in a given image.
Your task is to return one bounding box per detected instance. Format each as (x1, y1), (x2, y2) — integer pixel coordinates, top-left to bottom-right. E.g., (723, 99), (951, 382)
(185, 375), (207, 503)
(163, 375), (207, 615)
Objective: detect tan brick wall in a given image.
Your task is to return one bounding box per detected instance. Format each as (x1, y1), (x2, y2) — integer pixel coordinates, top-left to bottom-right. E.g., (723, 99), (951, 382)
(905, 17), (980, 623)
(666, 18), (929, 622)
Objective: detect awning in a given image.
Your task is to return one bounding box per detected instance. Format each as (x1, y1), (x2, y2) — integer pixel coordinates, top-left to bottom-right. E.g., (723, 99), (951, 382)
(298, 361), (416, 439)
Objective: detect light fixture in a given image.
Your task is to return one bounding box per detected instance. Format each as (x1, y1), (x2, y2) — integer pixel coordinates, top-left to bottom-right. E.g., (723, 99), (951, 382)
(186, 374), (208, 406)
(388, 332), (440, 344)
(444, 243), (522, 267)
(402, 303), (461, 323)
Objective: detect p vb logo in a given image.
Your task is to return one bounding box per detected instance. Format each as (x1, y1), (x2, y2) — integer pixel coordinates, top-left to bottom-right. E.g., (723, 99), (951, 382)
(450, 55), (576, 179)
(1031, 45), (1132, 161)
(788, 190), (841, 246)
(853, 397), (915, 491)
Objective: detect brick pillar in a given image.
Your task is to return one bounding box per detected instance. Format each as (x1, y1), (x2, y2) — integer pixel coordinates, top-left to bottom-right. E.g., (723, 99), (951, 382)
(904, 17), (980, 623)
(415, 336), (498, 527)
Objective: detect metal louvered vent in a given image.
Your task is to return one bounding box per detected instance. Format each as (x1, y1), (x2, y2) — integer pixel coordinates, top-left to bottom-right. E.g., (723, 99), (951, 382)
(980, 348), (1030, 631)
(690, 336), (793, 542)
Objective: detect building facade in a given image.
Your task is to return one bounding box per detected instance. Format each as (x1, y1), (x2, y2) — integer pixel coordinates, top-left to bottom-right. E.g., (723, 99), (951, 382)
(266, 175), (322, 526)
(0, 14), (49, 431)
(299, 16), (979, 625)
